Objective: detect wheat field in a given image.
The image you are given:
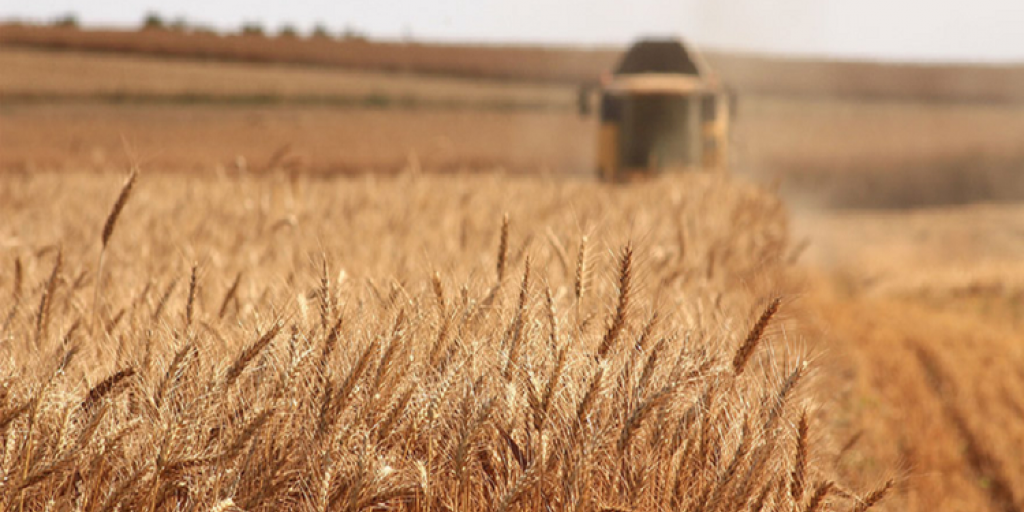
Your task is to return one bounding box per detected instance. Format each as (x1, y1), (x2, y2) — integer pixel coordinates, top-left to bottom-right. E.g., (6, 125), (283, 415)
(0, 170), (892, 511)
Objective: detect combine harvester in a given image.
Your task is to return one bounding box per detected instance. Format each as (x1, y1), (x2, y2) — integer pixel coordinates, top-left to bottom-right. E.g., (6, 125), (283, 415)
(581, 39), (733, 181)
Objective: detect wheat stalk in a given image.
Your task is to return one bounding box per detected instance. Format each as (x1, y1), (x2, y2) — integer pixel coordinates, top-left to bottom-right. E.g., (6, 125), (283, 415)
(598, 242), (633, 358)
(791, 409), (810, 502)
(82, 367), (136, 411)
(1, 257), (22, 336)
(733, 298), (781, 375)
(223, 321), (283, 390)
(574, 235), (588, 324)
(496, 213), (509, 283)
(803, 481), (834, 512)
(34, 248), (62, 347)
(218, 271), (242, 319)
(93, 167), (137, 328)
(852, 479), (895, 512)
(185, 263), (198, 332)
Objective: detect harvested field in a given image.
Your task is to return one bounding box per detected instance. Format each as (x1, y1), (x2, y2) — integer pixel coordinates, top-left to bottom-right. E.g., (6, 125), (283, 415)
(735, 96), (1024, 208)
(0, 47), (573, 107)
(6, 94), (1024, 207)
(0, 24), (618, 84)
(0, 104), (594, 174)
(790, 203), (1024, 512)
(4, 24), (1024, 101)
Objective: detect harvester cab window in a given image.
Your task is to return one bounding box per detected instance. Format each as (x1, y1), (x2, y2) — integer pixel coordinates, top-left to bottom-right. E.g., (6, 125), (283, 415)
(601, 94), (622, 122)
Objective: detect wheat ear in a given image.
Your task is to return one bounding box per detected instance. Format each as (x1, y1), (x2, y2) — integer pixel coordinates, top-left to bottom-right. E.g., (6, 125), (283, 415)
(184, 263), (198, 332)
(218, 271), (242, 319)
(598, 242), (633, 358)
(791, 409), (809, 502)
(35, 248), (62, 347)
(223, 321), (283, 390)
(733, 298), (781, 375)
(496, 213), (509, 283)
(803, 481), (834, 512)
(1, 257), (22, 336)
(574, 235), (588, 319)
(93, 167), (137, 328)
(853, 479), (895, 512)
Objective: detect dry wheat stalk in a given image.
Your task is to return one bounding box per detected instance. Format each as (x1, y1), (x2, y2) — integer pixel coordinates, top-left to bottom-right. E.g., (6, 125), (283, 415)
(208, 498), (238, 512)
(34, 248), (62, 347)
(749, 477), (776, 512)
(804, 481), (834, 512)
(151, 277), (178, 322)
(503, 259), (531, 380)
(598, 242), (633, 358)
(93, 168), (137, 327)
(218, 271), (242, 320)
(1, 257), (22, 336)
(82, 367), (136, 411)
(497, 213), (510, 283)
(432, 271), (445, 318)
(765, 363), (807, 431)
(544, 285), (559, 353)
(791, 409), (810, 502)
(852, 479), (895, 512)
(223, 321), (283, 390)
(318, 258), (333, 333)
(154, 340), (196, 409)
(618, 386), (672, 454)
(733, 298), (781, 375)
(102, 168), (138, 249)
(574, 235), (588, 303)
(185, 263), (198, 332)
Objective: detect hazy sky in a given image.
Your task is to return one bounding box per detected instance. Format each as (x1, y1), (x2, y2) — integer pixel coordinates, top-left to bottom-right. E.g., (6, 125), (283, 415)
(3, 0), (1023, 62)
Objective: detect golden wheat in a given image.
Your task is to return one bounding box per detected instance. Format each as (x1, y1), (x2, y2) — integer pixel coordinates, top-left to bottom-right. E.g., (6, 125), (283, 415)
(0, 170), (891, 512)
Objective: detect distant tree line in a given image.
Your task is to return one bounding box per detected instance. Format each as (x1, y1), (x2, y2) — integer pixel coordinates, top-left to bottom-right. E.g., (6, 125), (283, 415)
(133, 11), (367, 40)
(36, 10), (369, 41)
(52, 13), (78, 28)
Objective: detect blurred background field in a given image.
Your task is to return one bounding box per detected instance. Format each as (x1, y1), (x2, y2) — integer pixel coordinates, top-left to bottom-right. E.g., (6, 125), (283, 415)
(3, 31), (1024, 208)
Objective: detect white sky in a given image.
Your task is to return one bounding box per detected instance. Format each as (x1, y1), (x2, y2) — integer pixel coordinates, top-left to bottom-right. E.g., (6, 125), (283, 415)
(3, 0), (1023, 63)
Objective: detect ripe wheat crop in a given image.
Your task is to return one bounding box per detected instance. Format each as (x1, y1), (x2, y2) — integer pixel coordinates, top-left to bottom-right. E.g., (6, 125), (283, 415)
(0, 170), (889, 511)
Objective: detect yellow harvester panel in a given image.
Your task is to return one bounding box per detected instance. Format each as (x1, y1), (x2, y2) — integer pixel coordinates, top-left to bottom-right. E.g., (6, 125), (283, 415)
(598, 122), (620, 181)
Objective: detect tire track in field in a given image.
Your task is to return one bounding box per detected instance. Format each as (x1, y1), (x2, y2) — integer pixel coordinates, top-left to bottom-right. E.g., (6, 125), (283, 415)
(908, 341), (1020, 512)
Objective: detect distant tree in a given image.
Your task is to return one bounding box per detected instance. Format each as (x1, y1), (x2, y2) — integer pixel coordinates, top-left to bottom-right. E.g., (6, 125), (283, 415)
(192, 25), (218, 36)
(241, 22), (264, 37)
(311, 24), (331, 39)
(169, 17), (188, 32)
(278, 24), (298, 38)
(142, 12), (165, 30)
(53, 13), (78, 29)
(341, 25), (367, 41)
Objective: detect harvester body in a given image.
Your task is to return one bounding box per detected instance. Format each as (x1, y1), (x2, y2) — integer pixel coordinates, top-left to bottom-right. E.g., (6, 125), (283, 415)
(586, 39), (731, 181)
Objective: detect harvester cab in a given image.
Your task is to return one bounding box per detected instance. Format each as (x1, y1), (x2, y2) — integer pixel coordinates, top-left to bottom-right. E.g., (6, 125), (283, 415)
(580, 39), (732, 181)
